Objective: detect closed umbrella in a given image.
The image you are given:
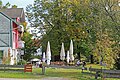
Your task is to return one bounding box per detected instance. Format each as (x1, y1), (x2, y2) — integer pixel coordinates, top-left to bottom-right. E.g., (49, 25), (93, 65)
(66, 50), (70, 64)
(60, 43), (65, 61)
(47, 60), (50, 65)
(71, 55), (74, 61)
(42, 52), (46, 62)
(46, 41), (51, 65)
(69, 40), (74, 61)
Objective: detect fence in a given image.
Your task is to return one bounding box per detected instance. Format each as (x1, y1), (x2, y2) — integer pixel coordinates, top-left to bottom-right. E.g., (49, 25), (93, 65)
(0, 64), (24, 72)
(89, 66), (120, 79)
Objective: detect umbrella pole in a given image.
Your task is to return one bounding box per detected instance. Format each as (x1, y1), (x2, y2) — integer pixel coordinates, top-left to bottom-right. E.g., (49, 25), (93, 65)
(62, 60), (64, 66)
(42, 65), (45, 75)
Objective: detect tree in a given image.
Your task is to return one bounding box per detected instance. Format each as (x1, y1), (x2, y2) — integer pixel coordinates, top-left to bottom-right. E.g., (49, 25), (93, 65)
(12, 5), (17, 8)
(26, 0), (120, 68)
(22, 31), (41, 61)
(21, 31), (33, 61)
(0, 0), (2, 8)
(0, 0), (17, 9)
(26, 0), (93, 58)
(21, 23), (41, 61)
(0, 0), (10, 9)
(90, 0), (120, 68)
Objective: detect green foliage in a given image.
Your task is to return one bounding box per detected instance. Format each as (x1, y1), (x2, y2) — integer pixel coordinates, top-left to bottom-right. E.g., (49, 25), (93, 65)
(0, 0), (10, 9)
(0, 0), (2, 6)
(22, 29), (41, 61)
(12, 5), (17, 8)
(114, 49), (120, 70)
(93, 31), (116, 68)
(26, 0), (120, 68)
(114, 57), (120, 70)
(4, 2), (10, 8)
(17, 59), (27, 65)
(90, 0), (120, 68)
(21, 31), (32, 61)
(26, 0), (93, 57)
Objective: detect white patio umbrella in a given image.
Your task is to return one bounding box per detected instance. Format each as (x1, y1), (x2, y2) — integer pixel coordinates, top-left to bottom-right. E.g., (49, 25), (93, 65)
(31, 58), (40, 62)
(46, 41), (51, 65)
(66, 50), (70, 64)
(47, 60), (50, 65)
(71, 55), (74, 61)
(69, 40), (74, 61)
(60, 43), (65, 61)
(42, 52), (46, 63)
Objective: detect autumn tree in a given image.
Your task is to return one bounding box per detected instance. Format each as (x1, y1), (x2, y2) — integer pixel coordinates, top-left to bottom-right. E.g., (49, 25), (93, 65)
(26, 0), (94, 59)
(91, 0), (120, 68)
(26, 0), (120, 68)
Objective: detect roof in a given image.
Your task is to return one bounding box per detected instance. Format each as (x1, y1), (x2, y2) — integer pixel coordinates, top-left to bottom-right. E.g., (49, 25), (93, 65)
(0, 12), (12, 20)
(2, 8), (25, 22)
(0, 12), (19, 25)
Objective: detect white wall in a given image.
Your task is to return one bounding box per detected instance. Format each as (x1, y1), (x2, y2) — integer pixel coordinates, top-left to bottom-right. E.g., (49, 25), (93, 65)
(0, 47), (9, 64)
(0, 47), (18, 65)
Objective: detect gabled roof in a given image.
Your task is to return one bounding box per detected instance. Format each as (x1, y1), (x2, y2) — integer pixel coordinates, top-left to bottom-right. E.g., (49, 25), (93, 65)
(0, 12), (19, 25)
(0, 11), (12, 20)
(2, 8), (25, 22)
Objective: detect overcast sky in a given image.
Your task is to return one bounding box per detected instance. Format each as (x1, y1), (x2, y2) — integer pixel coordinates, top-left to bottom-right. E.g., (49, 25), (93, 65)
(2, 0), (34, 10)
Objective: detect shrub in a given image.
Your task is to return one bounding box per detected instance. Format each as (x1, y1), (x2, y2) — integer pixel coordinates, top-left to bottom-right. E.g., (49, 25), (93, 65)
(17, 60), (27, 65)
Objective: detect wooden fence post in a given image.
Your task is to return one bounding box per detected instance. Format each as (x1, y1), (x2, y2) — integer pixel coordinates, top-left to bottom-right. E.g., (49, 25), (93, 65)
(89, 66), (92, 73)
(4, 64), (5, 72)
(101, 67), (102, 73)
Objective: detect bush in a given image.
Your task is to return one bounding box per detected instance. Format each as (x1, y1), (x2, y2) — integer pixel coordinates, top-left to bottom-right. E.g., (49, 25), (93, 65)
(114, 54), (120, 70)
(17, 60), (27, 65)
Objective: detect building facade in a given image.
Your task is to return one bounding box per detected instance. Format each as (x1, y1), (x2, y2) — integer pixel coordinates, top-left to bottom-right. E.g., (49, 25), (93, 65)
(0, 8), (25, 65)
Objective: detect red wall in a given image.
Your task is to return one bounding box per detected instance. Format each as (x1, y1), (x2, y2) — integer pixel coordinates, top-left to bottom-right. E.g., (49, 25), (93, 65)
(13, 22), (19, 49)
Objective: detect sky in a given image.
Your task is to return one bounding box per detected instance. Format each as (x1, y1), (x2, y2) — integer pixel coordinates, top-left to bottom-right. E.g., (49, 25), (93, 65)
(2, 0), (34, 10)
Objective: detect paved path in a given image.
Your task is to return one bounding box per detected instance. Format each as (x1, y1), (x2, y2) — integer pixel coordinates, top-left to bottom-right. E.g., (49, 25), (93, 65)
(0, 77), (70, 80)
(41, 77), (70, 80)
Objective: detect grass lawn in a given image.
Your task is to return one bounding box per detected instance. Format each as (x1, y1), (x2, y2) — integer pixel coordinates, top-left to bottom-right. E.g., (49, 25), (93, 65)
(33, 68), (96, 80)
(0, 68), (97, 80)
(86, 63), (108, 69)
(0, 67), (119, 80)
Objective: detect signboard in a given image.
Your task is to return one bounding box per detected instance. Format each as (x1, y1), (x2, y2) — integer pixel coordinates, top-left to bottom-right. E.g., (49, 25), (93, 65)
(24, 64), (32, 72)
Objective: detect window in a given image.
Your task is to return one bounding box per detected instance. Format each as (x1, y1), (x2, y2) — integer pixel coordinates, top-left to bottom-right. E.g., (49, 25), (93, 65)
(0, 50), (3, 64)
(13, 32), (15, 42)
(0, 50), (3, 59)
